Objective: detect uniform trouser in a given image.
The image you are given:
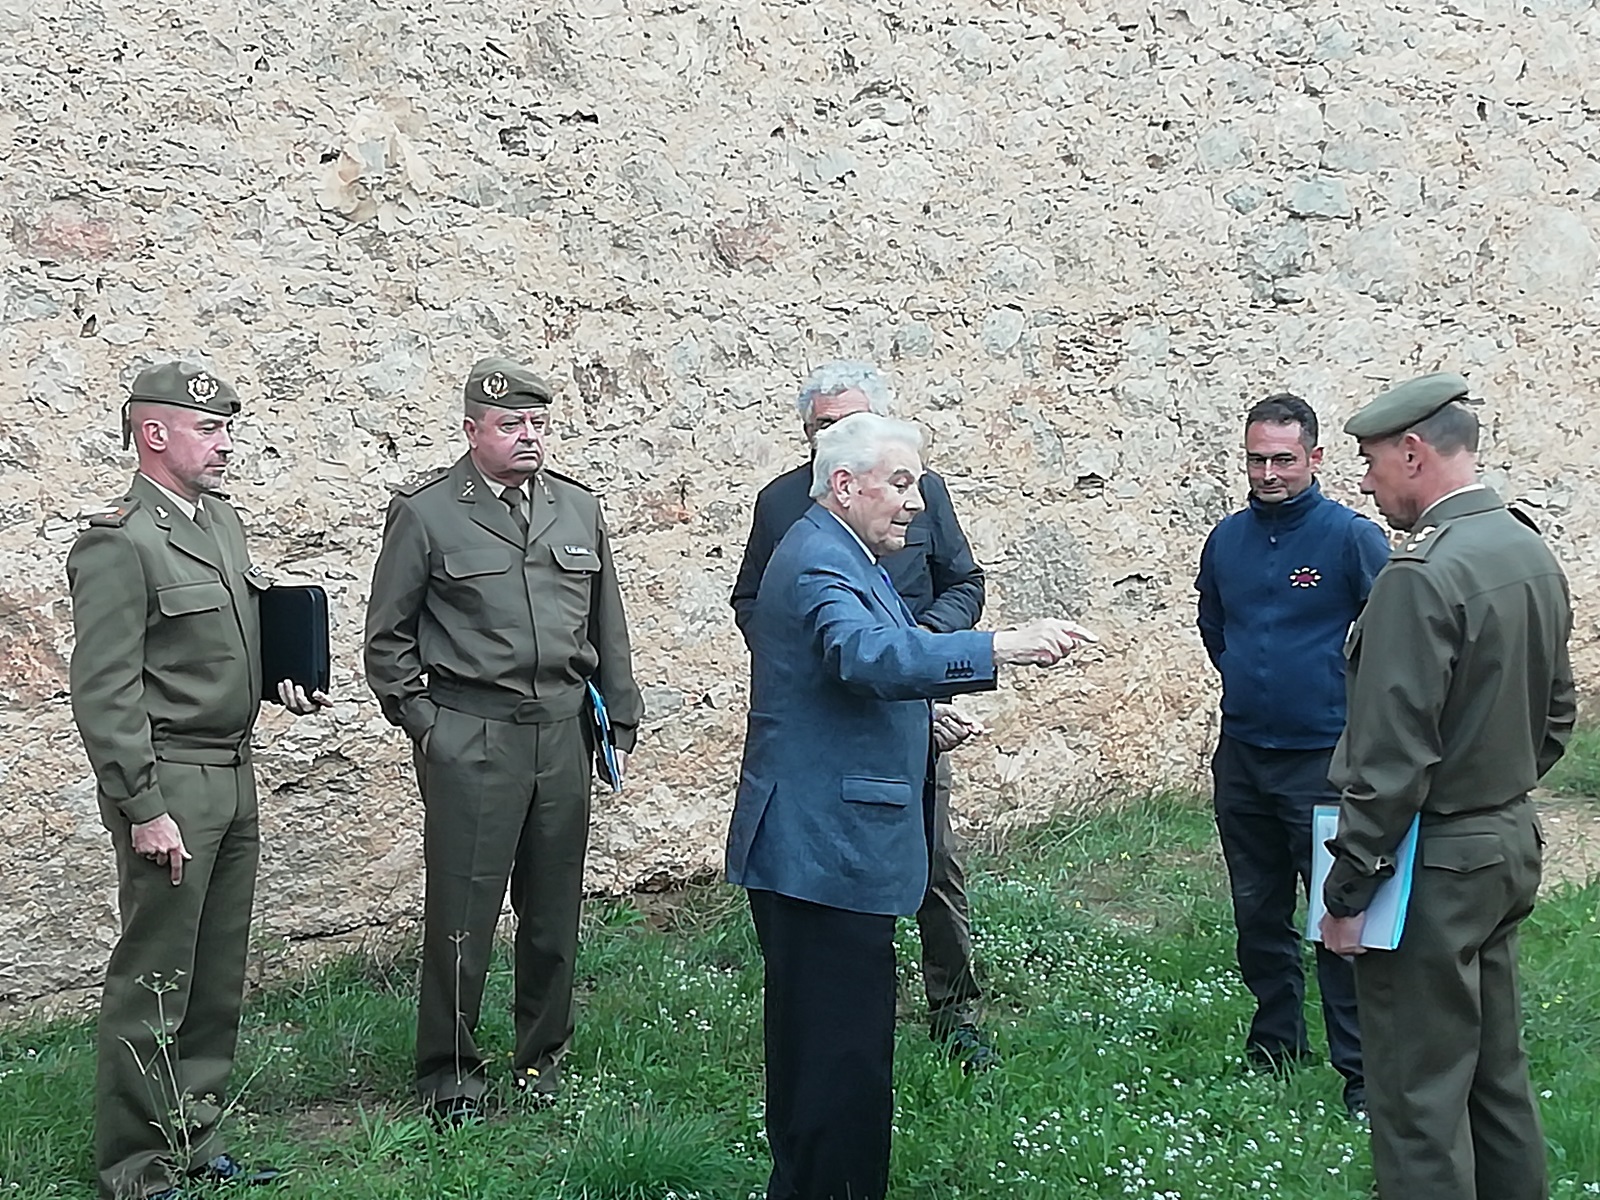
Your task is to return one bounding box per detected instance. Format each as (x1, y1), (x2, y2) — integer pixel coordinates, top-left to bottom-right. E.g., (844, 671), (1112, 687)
(96, 761), (259, 1200)
(748, 889), (897, 1200)
(1211, 736), (1362, 1093)
(915, 754), (982, 1038)
(1356, 799), (1547, 1200)
(415, 707), (592, 1104)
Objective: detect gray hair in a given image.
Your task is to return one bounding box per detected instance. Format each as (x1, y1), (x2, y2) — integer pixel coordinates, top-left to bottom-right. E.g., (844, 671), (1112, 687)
(795, 361), (896, 422)
(1405, 401), (1480, 455)
(810, 412), (924, 499)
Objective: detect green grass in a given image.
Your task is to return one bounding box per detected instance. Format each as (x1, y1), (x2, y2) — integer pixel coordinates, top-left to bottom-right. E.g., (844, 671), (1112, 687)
(3, 793), (1598, 1198)
(1546, 724), (1600, 797)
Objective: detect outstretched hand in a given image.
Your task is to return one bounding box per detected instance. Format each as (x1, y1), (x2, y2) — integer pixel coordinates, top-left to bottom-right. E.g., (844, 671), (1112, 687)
(992, 619), (1099, 667)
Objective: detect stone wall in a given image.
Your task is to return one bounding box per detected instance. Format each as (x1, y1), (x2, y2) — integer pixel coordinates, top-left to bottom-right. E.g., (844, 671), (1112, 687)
(3, 0), (1597, 1008)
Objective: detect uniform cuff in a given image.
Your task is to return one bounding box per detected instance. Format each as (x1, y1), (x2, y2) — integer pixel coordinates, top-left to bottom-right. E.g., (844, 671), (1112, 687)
(118, 786), (168, 826)
(1322, 862), (1377, 917)
(399, 698), (440, 744)
(612, 724), (638, 754)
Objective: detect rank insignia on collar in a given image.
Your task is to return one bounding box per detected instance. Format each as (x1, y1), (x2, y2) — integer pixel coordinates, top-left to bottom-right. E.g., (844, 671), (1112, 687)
(1288, 565), (1321, 588)
(1405, 525), (1437, 551)
(461, 478), (475, 497)
(155, 504), (169, 519)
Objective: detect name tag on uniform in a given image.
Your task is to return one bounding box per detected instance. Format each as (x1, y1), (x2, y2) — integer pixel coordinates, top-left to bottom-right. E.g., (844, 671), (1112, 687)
(564, 545), (594, 556)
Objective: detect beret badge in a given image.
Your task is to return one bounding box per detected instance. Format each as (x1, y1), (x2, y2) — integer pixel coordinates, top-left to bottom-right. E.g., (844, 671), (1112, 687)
(482, 371), (510, 401)
(187, 373), (219, 403)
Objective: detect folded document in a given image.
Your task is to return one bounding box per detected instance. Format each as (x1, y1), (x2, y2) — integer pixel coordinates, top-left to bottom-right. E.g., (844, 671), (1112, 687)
(1305, 804), (1420, 951)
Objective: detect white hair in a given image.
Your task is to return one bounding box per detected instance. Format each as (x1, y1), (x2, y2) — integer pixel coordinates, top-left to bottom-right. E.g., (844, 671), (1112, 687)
(795, 361), (896, 422)
(809, 413), (924, 499)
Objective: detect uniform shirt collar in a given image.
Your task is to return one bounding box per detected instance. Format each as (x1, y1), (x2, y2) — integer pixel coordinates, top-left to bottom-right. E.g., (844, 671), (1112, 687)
(472, 463), (528, 502)
(139, 473), (197, 521)
(1418, 482), (1488, 525)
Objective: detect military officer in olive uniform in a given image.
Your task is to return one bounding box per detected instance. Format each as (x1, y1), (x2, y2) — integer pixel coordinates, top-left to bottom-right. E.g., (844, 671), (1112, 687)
(1319, 372), (1574, 1200)
(364, 357), (641, 1123)
(68, 362), (328, 1200)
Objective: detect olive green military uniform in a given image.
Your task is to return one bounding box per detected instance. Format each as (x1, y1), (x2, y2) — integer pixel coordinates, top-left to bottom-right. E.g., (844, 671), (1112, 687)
(363, 359), (641, 1105)
(1325, 374), (1575, 1200)
(67, 366), (270, 1200)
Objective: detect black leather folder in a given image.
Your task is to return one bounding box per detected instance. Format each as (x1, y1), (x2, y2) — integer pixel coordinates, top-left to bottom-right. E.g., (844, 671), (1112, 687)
(258, 585), (330, 701)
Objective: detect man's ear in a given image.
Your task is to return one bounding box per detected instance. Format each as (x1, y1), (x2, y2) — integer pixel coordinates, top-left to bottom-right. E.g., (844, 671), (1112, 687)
(1308, 446), (1324, 471)
(831, 468), (854, 506)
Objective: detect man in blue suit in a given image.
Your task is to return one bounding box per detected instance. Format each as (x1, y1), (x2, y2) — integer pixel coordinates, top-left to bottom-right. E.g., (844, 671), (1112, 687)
(728, 412), (1093, 1200)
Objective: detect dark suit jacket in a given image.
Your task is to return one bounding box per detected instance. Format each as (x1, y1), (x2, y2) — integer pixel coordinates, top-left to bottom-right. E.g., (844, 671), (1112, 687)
(725, 505), (997, 916)
(731, 463), (984, 636)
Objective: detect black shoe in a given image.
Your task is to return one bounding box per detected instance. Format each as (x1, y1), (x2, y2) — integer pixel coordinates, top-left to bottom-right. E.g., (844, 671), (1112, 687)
(944, 1024), (1001, 1074)
(428, 1095), (483, 1129)
(187, 1154), (282, 1185)
(1343, 1084), (1369, 1123)
(1245, 1044), (1312, 1075)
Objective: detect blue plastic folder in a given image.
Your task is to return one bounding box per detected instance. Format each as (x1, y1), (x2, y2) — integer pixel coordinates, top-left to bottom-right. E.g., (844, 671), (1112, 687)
(586, 682), (623, 793)
(1306, 805), (1421, 951)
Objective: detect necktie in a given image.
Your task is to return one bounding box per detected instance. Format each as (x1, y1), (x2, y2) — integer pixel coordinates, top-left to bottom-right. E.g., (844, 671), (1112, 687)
(502, 487), (529, 540)
(192, 503), (214, 534)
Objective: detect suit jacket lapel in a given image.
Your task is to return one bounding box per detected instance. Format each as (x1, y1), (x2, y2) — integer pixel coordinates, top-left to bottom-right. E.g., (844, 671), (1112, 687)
(527, 473), (557, 544)
(131, 475), (223, 572)
(804, 505), (914, 629)
(456, 456), (526, 549)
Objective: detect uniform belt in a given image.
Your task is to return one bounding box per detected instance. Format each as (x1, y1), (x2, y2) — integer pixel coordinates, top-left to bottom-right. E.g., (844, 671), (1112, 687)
(1419, 793), (1530, 827)
(154, 744), (250, 767)
(429, 680), (580, 725)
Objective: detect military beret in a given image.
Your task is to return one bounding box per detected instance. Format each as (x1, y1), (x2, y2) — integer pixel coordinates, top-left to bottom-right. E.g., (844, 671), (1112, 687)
(122, 362), (241, 447)
(1343, 371), (1479, 440)
(464, 357), (552, 409)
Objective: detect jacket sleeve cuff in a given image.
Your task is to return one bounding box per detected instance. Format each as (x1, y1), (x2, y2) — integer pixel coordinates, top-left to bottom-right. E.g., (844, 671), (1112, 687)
(399, 698), (440, 744)
(1322, 861), (1378, 917)
(119, 786), (168, 826)
(612, 724), (638, 754)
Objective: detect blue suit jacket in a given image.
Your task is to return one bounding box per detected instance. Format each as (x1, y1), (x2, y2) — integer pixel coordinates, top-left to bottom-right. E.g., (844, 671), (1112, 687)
(726, 505), (998, 916)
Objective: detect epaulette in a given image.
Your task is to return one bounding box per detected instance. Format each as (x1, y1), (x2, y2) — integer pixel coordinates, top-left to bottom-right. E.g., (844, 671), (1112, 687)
(1507, 498), (1543, 534)
(1391, 522), (1451, 562)
(392, 467), (450, 497)
(87, 497), (140, 528)
(542, 468), (594, 494)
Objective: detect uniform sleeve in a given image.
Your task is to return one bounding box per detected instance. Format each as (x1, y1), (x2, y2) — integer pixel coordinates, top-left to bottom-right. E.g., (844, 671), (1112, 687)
(589, 506), (642, 751)
(918, 474), (985, 633)
(1323, 563), (1456, 915)
(1348, 516), (1392, 604)
(1195, 529), (1225, 669)
(1538, 577), (1576, 779)
(362, 498), (439, 743)
(730, 488), (779, 640)
(66, 529), (166, 824)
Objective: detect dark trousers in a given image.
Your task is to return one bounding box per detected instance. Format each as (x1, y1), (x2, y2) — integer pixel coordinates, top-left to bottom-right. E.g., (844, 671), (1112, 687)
(1212, 735), (1362, 1092)
(748, 889), (897, 1200)
(414, 708), (591, 1103)
(1357, 801), (1546, 1200)
(96, 761), (258, 1200)
(915, 754), (981, 1038)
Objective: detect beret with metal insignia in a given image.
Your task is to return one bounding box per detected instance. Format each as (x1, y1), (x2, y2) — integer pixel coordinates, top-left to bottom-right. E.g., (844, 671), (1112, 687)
(1343, 371), (1479, 440)
(464, 356), (553, 410)
(122, 362), (242, 447)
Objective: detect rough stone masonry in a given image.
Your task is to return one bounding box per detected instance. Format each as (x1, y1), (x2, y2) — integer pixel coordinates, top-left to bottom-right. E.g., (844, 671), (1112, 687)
(1, 0), (1595, 1008)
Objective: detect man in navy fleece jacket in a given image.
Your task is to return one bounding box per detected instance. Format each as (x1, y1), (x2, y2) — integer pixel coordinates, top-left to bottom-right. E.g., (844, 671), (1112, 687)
(1196, 392), (1391, 1118)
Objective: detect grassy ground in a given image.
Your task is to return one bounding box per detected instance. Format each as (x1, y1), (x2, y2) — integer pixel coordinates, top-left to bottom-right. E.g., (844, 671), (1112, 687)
(1546, 723), (1600, 798)
(3, 791), (1598, 1199)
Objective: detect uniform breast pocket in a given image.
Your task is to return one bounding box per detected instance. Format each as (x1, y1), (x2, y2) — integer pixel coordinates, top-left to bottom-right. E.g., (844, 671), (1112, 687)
(155, 580), (236, 663)
(549, 543), (600, 625)
(440, 548), (516, 617)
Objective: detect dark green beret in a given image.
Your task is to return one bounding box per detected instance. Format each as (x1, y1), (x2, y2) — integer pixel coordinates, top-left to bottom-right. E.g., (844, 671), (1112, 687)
(122, 362), (241, 447)
(464, 357), (552, 409)
(1343, 372), (1477, 439)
